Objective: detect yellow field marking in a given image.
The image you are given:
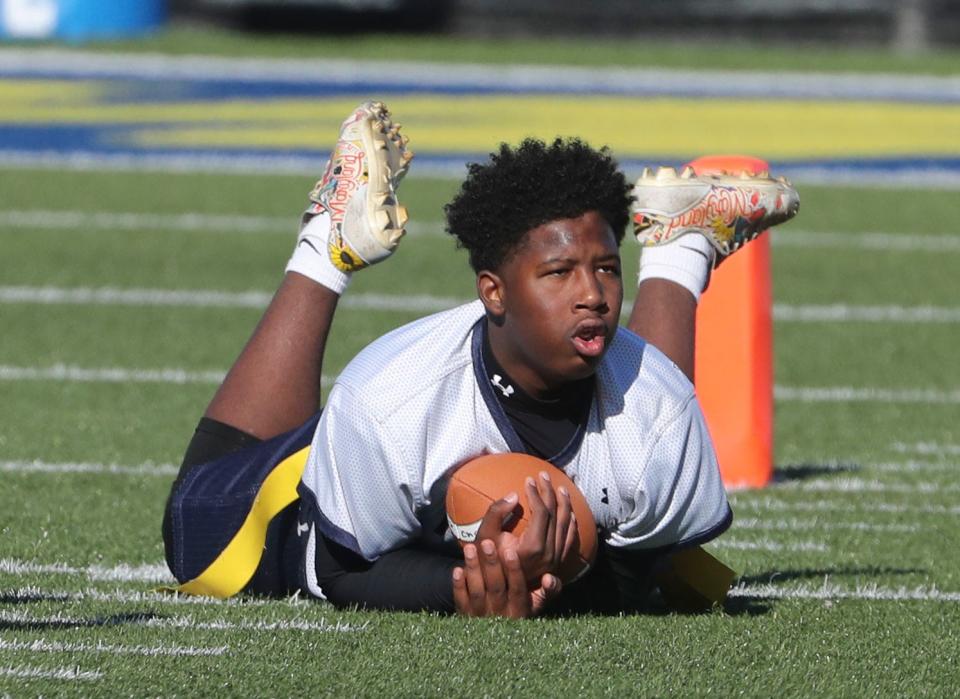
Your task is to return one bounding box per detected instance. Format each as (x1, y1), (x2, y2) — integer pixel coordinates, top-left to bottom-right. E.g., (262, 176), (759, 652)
(2, 84), (959, 158)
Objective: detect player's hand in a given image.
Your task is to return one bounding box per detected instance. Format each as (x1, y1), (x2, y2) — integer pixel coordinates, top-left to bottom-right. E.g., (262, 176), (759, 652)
(474, 491), (520, 545)
(452, 540), (562, 618)
(510, 471), (577, 586)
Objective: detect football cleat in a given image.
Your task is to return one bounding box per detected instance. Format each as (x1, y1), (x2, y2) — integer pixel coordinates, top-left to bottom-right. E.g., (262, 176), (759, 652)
(632, 167), (799, 264)
(301, 100), (413, 272)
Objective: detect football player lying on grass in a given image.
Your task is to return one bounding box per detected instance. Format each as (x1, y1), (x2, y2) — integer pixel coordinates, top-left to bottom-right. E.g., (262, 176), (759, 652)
(163, 101), (798, 617)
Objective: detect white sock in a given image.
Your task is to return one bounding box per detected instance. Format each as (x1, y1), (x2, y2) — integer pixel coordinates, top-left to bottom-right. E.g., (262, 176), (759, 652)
(285, 211), (351, 295)
(637, 233), (715, 301)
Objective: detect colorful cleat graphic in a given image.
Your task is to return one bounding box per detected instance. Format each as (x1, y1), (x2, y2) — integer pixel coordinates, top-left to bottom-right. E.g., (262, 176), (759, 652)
(301, 100), (413, 272)
(632, 166), (799, 263)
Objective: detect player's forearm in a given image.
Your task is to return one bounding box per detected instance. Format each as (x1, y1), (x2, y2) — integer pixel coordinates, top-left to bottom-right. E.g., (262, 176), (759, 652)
(317, 545), (461, 613)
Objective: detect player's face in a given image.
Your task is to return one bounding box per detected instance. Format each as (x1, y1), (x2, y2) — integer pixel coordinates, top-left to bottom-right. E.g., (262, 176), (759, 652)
(480, 210), (623, 398)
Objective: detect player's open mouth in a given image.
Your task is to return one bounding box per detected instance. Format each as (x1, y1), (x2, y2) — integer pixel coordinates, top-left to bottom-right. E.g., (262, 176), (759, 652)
(571, 322), (607, 358)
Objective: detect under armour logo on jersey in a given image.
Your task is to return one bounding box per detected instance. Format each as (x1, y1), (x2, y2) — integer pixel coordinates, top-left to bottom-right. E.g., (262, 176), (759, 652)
(601, 487), (609, 505)
(297, 521), (310, 537)
(491, 374), (515, 398)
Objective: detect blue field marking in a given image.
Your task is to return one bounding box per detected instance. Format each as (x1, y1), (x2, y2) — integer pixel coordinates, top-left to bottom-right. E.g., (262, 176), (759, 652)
(0, 49), (958, 183)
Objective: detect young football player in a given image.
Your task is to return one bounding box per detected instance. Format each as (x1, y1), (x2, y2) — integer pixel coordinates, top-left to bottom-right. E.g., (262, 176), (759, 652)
(163, 101), (798, 617)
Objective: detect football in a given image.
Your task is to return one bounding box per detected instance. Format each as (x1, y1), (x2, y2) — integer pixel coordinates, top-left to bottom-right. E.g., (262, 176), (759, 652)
(445, 452), (598, 584)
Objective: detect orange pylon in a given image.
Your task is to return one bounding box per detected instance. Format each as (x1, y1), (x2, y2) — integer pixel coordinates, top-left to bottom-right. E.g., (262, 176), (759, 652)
(688, 155), (774, 488)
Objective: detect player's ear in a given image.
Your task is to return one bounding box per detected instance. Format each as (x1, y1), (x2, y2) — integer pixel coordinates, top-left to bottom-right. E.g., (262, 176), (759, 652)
(477, 270), (506, 319)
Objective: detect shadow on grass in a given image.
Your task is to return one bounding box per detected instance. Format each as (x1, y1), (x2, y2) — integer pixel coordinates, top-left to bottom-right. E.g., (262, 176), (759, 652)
(0, 590), (71, 604)
(0, 611), (164, 631)
(773, 462), (861, 482)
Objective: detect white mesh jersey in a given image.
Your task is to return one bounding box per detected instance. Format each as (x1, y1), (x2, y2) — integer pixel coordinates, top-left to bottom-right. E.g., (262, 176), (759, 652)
(299, 300), (731, 565)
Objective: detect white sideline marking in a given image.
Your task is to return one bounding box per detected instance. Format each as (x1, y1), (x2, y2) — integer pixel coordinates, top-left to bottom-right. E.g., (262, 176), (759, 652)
(4, 285), (960, 326)
(0, 460), (178, 476)
(733, 518), (919, 533)
(729, 496), (960, 516)
(3, 48), (960, 103)
(0, 664), (102, 681)
(0, 610), (368, 633)
(775, 386), (960, 404)
(892, 441), (960, 457)
(777, 477), (960, 494)
(0, 559), (173, 584)
(4, 210), (959, 253)
(729, 581), (960, 603)
(710, 538), (829, 553)
(0, 638), (227, 658)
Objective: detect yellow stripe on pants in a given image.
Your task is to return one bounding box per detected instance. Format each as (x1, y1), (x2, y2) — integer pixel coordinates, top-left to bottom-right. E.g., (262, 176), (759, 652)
(178, 446), (310, 599)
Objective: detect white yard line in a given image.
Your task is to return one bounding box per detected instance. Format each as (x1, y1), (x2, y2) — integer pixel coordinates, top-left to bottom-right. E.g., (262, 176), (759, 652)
(4, 360), (959, 410)
(710, 538), (829, 553)
(0, 364), (229, 385)
(2, 362), (958, 406)
(733, 518), (919, 533)
(0, 209), (445, 239)
(0, 286), (275, 309)
(775, 386), (960, 404)
(3, 457), (952, 484)
(0, 363), (337, 387)
(4, 209), (959, 253)
(4, 285), (960, 327)
(0, 638), (227, 658)
(891, 441), (960, 457)
(729, 580), (960, 603)
(142, 616), (369, 632)
(0, 609), (368, 633)
(857, 460), (960, 473)
(0, 585), (278, 607)
(729, 496), (960, 516)
(773, 230), (960, 253)
(1, 460), (178, 476)
(772, 304), (960, 323)
(0, 209), (294, 234)
(0, 286), (464, 313)
(0, 664), (102, 681)
(776, 459), (960, 474)
(775, 477), (960, 494)
(0, 559), (173, 584)
(3, 48), (960, 102)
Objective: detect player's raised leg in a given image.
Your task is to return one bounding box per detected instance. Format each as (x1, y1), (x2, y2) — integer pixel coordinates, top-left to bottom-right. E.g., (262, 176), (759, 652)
(204, 101), (412, 439)
(626, 166), (799, 382)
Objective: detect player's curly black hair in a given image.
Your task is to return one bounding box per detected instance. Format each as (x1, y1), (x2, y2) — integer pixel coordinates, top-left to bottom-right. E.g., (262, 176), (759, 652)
(444, 138), (634, 272)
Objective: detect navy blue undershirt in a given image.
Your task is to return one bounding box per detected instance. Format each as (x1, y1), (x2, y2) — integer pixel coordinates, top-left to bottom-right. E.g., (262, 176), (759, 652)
(481, 323), (594, 460)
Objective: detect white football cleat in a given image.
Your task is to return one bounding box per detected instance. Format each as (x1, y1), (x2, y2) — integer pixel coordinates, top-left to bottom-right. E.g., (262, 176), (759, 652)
(632, 166), (799, 263)
(300, 101), (413, 272)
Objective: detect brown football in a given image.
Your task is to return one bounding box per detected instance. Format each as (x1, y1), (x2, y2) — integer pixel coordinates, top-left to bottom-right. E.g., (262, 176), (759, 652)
(445, 452), (598, 584)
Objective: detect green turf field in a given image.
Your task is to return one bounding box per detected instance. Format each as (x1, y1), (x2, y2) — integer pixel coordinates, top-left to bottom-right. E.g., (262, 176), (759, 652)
(2, 17), (960, 694)
(1, 160), (958, 695)
(64, 24), (960, 75)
